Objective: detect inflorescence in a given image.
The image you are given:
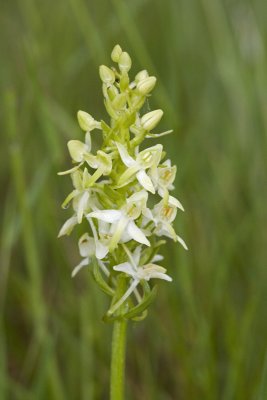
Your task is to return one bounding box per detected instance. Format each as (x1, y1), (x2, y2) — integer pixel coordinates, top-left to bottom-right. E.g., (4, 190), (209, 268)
(58, 44), (187, 321)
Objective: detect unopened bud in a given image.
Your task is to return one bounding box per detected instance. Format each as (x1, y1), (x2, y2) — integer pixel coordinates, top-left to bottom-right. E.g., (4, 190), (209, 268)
(137, 76), (157, 95)
(141, 109), (163, 131)
(111, 44), (122, 62)
(77, 110), (99, 131)
(99, 65), (115, 84)
(135, 70), (149, 83)
(118, 52), (132, 72)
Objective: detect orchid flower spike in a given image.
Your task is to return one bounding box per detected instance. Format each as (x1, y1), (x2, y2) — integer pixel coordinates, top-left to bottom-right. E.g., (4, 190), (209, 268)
(58, 44), (188, 321)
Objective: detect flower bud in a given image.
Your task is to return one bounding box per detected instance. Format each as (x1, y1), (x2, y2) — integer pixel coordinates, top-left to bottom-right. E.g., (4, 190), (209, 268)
(135, 70), (149, 83)
(137, 76), (157, 95)
(111, 44), (122, 62)
(118, 52), (132, 72)
(77, 110), (99, 131)
(141, 109), (163, 131)
(99, 65), (115, 84)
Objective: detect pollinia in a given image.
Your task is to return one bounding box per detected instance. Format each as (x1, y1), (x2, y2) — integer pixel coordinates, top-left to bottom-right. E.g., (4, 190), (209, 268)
(58, 44), (187, 322)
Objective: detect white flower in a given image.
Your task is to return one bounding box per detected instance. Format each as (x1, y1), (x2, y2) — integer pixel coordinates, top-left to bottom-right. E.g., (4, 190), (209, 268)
(85, 150), (112, 186)
(58, 132), (92, 175)
(71, 232), (109, 277)
(87, 218), (110, 260)
(60, 168), (98, 224)
(115, 142), (162, 193)
(152, 197), (188, 250)
(108, 246), (172, 314)
(58, 132), (112, 184)
(149, 159), (177, 198)
(87, 191), (151, 251)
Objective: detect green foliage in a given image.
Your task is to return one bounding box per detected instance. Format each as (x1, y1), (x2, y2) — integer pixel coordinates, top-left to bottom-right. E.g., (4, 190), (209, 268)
(1, 0), (267, 399)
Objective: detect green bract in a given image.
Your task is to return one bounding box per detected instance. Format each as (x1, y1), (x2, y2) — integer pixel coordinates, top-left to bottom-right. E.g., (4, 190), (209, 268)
(58, 44), (187, 321)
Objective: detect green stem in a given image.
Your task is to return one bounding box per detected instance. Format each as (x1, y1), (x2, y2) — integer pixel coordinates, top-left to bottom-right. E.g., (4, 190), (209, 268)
(110, 318), (127, 400)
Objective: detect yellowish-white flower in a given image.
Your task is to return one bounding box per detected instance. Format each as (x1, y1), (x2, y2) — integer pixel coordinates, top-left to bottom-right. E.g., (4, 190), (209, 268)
(108, 246), (172, 314)
(58, 132), (92, 175)
(87, 191), (151, 251)
(152, 197), (188, 250)
(84, 150), (113, 186)
(150, 159), (177, 198)
(60, 168), (97, 224)
(115, 142), (162, 193)
(71, 232), (109, 277)
(59, 44), (188, 321)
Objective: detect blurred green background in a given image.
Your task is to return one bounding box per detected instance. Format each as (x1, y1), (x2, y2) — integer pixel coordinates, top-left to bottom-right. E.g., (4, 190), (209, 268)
(1, 0), (267, 399)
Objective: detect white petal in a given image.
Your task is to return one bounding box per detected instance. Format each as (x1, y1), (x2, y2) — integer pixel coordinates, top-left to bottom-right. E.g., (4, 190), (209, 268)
(109, 217), (129, 251)
(142, 207), (153, 221)
(98, 220), (111, 235)
(61, 189), (79, 209)
(119, 229), (132, 243)
(57, 163), (83, 176)
(87, 210), (122, 223)
(151, 254), (164, 262)
(95, 240), (109, 259)
(108, 279), (139, 315)
(127, 190), (148, 204)
(71, 258), (90, 277)
(78, 233), (95, 257)
(137, 144), (162, 168)
(113, 262), (136, 277)
(115, 142), (136, 167)
(176, 235), (188, 250)
(127, 221), (150, 246)
(138, 264), (172, 282)
(136, 170), (155, 194)
(169, 195), (184, 212)
(67, 140), (89, 162)
(146, 130), (173, 138)
(77, 191), (90, 223)
(58, 216), (77, 237)
(149, 272), (172, 281)
(132, 245), (142, 266)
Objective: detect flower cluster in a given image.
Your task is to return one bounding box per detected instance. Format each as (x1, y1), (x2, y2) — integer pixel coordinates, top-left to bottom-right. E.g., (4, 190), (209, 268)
(59, 45), (187, 321)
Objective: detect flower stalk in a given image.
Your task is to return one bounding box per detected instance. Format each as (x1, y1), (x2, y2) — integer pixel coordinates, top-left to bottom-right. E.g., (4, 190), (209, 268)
(110, 318), (127, 400)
